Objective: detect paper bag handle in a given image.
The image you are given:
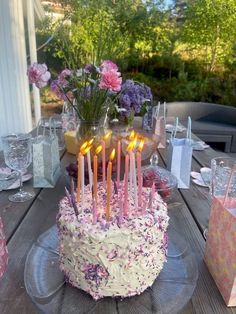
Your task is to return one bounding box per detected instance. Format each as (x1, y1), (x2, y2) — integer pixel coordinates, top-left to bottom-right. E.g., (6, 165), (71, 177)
(186, 116), (192, 141)
(171, 117), (179, 140)
(223, 165), (236, 205)
(152, 101), (160, 120)
(36, 119), (46, 138)
(163, 101), (166, 122)
(49, 116), (57, 137)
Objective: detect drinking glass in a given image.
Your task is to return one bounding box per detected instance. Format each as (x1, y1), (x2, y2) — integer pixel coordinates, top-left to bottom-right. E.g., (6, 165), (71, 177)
(1, 133), (35, 202)
(210, 156), (236, 197)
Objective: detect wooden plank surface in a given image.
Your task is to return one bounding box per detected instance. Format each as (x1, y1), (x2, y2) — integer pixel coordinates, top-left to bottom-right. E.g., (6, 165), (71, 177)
(0, 151), (235, 313)
(0, 146), (65, 242)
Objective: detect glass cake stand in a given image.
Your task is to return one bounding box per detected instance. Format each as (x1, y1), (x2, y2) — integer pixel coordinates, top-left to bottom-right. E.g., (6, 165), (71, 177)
(24, 225), (198, 314)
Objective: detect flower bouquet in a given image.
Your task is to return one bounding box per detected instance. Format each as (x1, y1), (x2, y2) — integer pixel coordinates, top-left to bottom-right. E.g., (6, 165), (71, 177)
(27, 61), (122, 141)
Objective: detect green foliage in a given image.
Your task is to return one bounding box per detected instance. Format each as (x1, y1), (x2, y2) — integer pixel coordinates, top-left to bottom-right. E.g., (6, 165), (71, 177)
(181, 0), (236, 71)
(36, 0), (236, 107)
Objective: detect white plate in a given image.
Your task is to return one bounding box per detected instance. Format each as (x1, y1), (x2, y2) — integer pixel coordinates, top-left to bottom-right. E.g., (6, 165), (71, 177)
(191, 167), (211, 188)
(191, 140), (210, 151)
(190, 171), (202, 180)
(192, 178), (209, 188)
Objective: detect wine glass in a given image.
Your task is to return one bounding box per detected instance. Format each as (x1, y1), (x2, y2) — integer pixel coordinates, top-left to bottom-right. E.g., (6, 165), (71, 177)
(1, 133), (35, 202)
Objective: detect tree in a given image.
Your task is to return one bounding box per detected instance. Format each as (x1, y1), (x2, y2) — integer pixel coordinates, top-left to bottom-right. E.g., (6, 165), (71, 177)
(181, 0), (236, 72)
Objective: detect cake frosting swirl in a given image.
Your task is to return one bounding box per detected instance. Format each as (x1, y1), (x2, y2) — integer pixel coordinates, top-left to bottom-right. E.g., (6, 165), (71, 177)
(57, 181), (169, 300)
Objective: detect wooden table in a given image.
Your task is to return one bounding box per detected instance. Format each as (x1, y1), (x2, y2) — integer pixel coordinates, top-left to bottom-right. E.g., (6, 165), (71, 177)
(0, 135), (235, 314)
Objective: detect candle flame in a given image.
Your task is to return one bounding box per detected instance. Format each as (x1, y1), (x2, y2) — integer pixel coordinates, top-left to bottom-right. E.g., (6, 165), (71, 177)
(133, 136), (138, 148)
(80, 141), (92, 155)
(80, 141), (88, 153)
(104, 130), (112, 140)
(129, 130), (135, 141)
(127, 141), (134, 151)
(88, 138), (94, 146)
(138, 139), (144, 152)
(83, 146), (91, 155)
(109, 148), (116, 161)
(95, 145), (102, 155)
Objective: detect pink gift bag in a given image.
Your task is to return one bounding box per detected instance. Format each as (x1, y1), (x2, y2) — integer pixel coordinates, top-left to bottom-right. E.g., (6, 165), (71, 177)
(205, 166), (236, 306)
(0, 217), (8, 279)
(152, 102), (166, 149)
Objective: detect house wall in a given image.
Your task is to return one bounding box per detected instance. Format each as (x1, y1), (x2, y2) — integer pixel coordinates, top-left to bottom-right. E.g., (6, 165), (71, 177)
(0, 0), (32, 148)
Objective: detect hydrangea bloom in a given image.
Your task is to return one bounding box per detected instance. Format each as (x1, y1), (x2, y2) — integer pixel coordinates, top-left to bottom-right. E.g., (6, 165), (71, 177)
(27, 63), (51, 88)
(118, 80), (153, 117)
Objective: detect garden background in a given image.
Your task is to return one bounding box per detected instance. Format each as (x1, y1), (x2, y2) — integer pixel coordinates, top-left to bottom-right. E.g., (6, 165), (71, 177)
(36, 0), (236, 115)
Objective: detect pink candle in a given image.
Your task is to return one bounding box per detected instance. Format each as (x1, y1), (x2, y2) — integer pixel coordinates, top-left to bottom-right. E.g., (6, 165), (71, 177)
(137, 139), (144, 208)
(123, 153), (129, 216)
(117, 140), (121, 187)
(101, 140), (106, 187)
(137, 151), (142, 207)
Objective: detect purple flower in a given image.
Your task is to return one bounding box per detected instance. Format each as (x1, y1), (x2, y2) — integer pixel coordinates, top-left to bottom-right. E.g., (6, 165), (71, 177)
(50, 80), (67, 100)
(118, 80), (153, 117)
(57, 69), (72, 87)
(27, 63), (51, 88)
(84, 64), (96, 73)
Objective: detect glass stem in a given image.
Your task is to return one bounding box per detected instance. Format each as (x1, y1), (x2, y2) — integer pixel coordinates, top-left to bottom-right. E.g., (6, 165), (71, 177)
(18, 171), (23, 193)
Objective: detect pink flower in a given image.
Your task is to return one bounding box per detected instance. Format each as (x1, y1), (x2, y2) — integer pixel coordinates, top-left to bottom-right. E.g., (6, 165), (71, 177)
(101, 60), (118, 72)
(27, 63), (51, 88)
(58, 69), (72, 87)
(99, 70), (122, 92)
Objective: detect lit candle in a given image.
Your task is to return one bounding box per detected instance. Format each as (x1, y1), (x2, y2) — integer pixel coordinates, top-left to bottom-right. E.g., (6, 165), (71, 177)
(104, 130), (112, 148)
(77, 141), (88, 203)
(132, 137), (138, 210)
(79, 141), (89, 207)
(127, 141), (134, 193)
(80, 153), (85, 207)
(106, 148), (116, 221)
(93, 145), (102, 205)
(129, 130), (136, 141)
(117, 140), (121, 187)
(101, 139), (106, 187)
(123, 153), (129, 216)
(86, 143), (93, 191)
(137, 139), (144, 207)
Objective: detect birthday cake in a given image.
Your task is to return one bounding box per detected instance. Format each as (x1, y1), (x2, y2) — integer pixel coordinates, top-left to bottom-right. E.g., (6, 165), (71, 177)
(57, 181), (169, 300)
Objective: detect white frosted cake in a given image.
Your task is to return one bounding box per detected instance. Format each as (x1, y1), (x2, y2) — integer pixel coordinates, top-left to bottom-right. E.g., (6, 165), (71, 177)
(57, 181), (169, 300)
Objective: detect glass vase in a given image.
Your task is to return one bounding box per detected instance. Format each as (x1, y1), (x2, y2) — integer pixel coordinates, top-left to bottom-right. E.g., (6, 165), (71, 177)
(76, 120), (103, 146)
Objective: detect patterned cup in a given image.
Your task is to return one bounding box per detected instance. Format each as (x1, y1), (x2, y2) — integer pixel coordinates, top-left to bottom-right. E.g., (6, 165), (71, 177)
(211, 157), (236, 197)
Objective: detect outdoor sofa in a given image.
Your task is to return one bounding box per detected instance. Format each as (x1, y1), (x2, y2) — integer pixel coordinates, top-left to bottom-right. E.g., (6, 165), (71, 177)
(164, 102), (236, 153)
